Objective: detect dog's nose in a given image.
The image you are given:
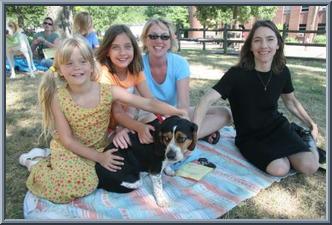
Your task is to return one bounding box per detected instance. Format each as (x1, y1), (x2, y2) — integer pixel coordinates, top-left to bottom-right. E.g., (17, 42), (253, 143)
(166, 150), (176, 160)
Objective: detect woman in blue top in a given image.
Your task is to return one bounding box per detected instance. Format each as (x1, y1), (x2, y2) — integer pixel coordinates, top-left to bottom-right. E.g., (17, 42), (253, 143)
(140, 17), (232, 144)
(73, 12), (100, 50)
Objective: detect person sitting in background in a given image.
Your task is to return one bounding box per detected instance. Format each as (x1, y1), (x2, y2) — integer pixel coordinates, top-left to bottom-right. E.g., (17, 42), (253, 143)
(31, 17), (60, 68)
(73, 11), (100, 50)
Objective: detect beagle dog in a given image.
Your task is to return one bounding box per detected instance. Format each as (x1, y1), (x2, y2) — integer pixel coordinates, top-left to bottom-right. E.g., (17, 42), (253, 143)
(6, 21), (36, 79)
(96, 115), (198, 207)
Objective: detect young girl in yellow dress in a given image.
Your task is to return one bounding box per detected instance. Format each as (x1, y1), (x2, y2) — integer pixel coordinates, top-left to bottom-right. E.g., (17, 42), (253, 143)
(22, 36), (186, 203)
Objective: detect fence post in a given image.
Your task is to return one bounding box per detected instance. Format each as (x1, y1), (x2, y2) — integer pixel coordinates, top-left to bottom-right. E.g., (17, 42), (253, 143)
(223, 24), (228, 54)
(203, 25), (206, 51)
(282, 23), (287, 41)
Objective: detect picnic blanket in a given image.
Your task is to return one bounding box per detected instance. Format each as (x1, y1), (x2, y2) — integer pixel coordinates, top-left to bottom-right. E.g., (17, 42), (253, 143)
(6, 57), (50, 73)
(23, 126), (292, 220)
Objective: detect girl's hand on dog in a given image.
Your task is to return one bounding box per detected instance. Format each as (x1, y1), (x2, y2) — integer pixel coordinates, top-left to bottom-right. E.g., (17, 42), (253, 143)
(113, 128), (132, 149)
(179, 109), (190, 120)
(137, 123), (154, 144)
(98, 149), (124, 172)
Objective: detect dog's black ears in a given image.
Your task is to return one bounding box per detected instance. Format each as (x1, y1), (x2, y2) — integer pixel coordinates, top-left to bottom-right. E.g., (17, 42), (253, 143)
(188, 123), (198, 151)
(154, 130), (165, 157)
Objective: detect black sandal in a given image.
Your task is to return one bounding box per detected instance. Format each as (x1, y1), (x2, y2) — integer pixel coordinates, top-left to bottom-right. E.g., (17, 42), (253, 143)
(317, 147), (326, 164)
(199, 131), (220, 145)
(317, 147), (326, 170)
(291, 122), (326, 170)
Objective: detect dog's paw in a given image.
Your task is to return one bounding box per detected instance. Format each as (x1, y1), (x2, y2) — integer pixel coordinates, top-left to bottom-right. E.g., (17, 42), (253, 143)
(164, 165), (175, 176)
(156, 194), (170, 207)
(120, 179), (142, 189)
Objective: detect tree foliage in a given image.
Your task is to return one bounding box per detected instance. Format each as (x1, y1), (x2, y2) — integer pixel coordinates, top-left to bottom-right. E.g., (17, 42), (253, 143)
(195, 6), (278, 28)
(5, 5), (277, 33)
(5, 5), (45, 29)
(71, 6), (189, 32)
(73, 6), (147, 32)
(145, 6), (189, 28)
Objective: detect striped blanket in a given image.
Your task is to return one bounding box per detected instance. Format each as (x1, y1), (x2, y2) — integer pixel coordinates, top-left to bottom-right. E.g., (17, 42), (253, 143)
(24, 126), (290, 219)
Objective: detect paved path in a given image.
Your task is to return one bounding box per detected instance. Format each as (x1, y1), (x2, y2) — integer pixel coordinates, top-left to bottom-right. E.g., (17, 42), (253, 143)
(284, 45), (326, 59)
(180, 41), (326, 80)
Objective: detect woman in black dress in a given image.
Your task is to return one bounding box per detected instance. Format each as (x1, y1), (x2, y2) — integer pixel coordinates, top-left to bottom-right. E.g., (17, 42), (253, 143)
(193, 20), (319, 176)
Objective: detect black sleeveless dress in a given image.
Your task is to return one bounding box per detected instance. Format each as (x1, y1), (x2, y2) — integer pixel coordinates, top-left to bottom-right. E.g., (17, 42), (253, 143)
(213, 66), (310, 171)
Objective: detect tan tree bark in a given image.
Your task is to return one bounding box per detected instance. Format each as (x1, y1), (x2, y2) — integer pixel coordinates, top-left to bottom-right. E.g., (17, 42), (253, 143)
(46, 6), (73, 38)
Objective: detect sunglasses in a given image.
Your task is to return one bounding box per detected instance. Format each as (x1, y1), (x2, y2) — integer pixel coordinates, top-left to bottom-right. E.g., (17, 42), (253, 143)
(147, 34), (170, 41)
(43, 22), (53, 26)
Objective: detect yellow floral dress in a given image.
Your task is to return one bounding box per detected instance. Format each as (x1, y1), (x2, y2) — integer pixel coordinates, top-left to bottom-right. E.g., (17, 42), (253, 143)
(26, 83), (112, 203)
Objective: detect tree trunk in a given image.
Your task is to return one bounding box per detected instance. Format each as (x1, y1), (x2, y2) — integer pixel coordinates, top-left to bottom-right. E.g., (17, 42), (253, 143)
(17, 14), (24, 28)
(46, 6), (73, 38)
(232, 6), (240, 29)
(46, 6), (62, 21)
(60, 6), (74, 38)
(188, 6), (201, 38)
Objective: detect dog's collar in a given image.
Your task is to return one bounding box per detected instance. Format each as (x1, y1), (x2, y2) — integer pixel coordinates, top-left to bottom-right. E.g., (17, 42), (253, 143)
(155, 114), (165, 123)
(6, 33), (20, 47)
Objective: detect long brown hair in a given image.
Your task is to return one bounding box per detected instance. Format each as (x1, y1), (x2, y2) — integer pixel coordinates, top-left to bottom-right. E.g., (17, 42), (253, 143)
(237, 20), (286, 74)
(95, 24), (142, 75)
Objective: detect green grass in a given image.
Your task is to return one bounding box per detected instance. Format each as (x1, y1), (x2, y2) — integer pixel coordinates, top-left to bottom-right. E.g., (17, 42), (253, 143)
(5, 49), (326, 219)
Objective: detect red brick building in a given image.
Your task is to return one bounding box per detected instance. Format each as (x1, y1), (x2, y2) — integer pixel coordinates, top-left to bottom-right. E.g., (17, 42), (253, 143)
(272, 6), (326, 42)
(188, 6), (326, 42)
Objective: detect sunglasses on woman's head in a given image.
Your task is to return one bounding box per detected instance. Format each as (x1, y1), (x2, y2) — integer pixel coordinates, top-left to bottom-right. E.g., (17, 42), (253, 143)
(43, 22), (53, 26)
(147, 34), (170, 40)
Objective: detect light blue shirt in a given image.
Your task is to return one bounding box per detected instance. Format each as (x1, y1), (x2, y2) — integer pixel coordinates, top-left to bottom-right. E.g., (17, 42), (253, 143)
(85, 32), (99, 49)
(143, 52), (190, 106)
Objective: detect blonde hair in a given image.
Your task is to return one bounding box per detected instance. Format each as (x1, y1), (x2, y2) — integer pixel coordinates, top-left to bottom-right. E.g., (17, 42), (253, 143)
(73, 11), (92, 36)
(140, 17), (178, 52)
(38, 35), (99, 141)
